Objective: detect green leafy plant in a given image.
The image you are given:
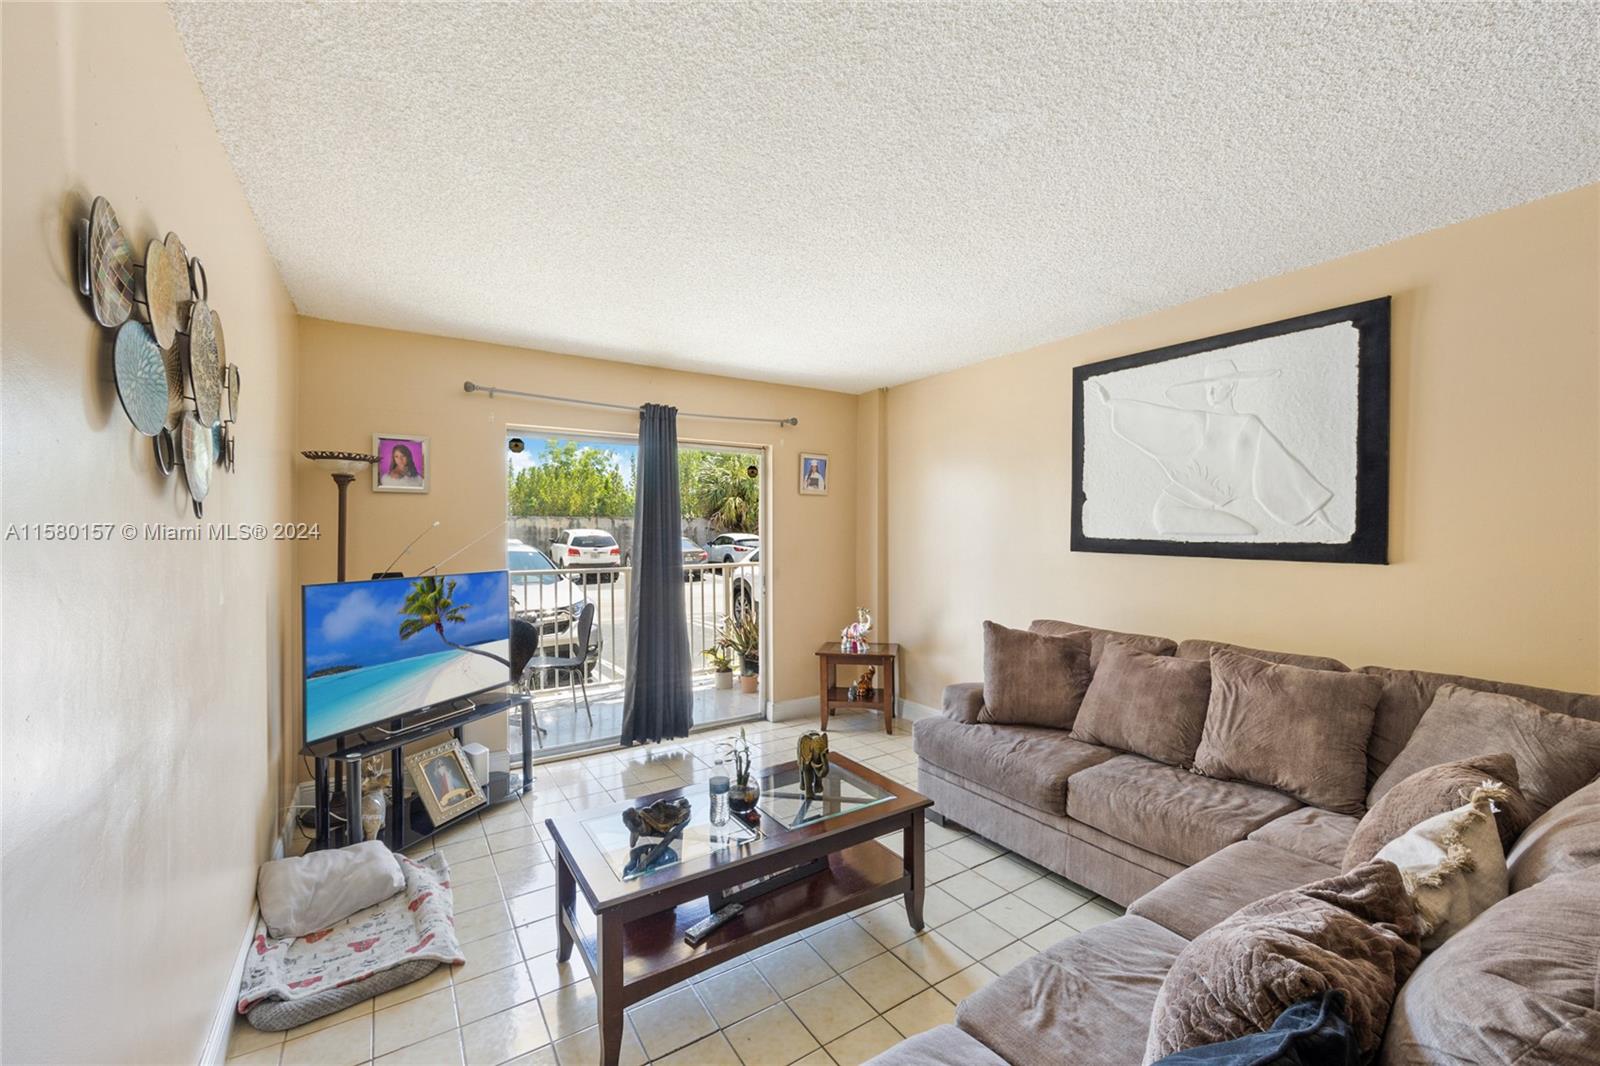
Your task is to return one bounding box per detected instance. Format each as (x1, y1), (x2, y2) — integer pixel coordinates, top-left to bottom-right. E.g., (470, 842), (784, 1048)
(703, 644), (734, 673)
(717, 615), (760, 674)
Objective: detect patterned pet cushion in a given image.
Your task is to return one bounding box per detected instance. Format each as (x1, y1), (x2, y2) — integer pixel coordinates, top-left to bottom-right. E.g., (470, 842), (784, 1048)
(238, 852), (463, 1032)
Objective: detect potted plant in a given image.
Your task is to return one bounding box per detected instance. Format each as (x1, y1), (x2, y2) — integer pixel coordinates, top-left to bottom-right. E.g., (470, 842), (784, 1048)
(716, 727), (759, 820)
(720, 615), (761, 695)
(704, 644), (735, 689)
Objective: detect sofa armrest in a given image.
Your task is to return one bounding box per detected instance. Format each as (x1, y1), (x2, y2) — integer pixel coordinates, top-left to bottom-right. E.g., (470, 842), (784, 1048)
(942, 682), (985, 724)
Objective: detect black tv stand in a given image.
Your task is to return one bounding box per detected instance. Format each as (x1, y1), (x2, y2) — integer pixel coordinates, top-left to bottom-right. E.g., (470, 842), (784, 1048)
(303, 690), (535, 852)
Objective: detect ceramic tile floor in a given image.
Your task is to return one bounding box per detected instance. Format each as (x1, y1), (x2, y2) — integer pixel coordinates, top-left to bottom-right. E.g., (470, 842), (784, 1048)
(229, 711), (1126, 1066)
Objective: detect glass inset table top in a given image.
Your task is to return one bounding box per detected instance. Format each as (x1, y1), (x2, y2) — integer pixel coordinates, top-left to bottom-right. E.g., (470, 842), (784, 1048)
(759, 762), (892, 830)
(581, 798), (760, 882)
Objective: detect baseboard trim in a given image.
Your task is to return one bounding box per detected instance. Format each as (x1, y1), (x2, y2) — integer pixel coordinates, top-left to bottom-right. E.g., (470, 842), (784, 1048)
(200, 906), (258, 1065)
(768, 696), (819, 722)
(897, 698), (940, 724)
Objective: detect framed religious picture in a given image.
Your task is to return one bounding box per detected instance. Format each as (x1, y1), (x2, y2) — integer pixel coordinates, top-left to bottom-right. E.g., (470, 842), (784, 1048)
(799, 453), (829, 496)
(1072, 297), (1389, 564)
(373, 433), (429, 493)
(405, 739), (486, 825)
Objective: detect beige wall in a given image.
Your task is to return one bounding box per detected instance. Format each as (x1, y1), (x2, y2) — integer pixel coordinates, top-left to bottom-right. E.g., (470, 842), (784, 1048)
(885, 185), (1600, 707)
(290, 319), (861, 774)
(1, 4), (299, 1063)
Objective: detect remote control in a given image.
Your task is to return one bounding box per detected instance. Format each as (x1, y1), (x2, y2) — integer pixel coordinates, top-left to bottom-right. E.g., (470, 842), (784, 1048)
(683, 904), (743, 946)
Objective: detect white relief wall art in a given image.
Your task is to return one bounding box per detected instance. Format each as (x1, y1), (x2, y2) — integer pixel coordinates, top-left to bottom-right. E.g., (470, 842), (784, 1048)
(1072, 298), (1389, 564)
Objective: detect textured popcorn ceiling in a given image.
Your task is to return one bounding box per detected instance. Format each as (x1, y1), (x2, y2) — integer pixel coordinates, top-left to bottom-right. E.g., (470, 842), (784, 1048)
(170, 2), (1599, 392)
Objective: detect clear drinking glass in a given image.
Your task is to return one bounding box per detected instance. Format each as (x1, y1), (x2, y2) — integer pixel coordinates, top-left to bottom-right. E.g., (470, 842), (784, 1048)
(709, 775), (730, 827)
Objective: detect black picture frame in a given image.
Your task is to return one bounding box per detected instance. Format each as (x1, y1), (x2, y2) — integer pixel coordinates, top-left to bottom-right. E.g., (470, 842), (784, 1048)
(1071, 297), (1390, 564)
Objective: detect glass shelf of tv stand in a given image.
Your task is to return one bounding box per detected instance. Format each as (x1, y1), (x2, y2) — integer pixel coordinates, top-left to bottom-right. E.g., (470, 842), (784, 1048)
(305, 689), (534, 852)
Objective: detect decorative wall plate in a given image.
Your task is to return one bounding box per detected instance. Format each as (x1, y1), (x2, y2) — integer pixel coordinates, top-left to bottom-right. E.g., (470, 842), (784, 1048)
(144, 233), (188, 349)
(86, 197), (136, 328)
(154, 426), (176, 476)
(112, 321), (171, 436)
(227, 363), (241, 422)
(185, 299), (223, 426)
(223, 425), (236, 472)
(182, 412), (213, 514)
(188, 257), (208, 302)
(212, 423), (226, 465)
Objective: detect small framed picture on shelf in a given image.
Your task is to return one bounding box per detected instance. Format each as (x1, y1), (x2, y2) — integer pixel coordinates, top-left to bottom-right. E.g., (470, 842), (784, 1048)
(405, 740), (486, 825)
(373, 433), (429, 493)
(799, 452), (828, 495)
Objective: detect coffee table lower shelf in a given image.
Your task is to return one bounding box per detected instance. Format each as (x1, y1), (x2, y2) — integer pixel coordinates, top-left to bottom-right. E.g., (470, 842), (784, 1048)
(559, 839), (910, 1000)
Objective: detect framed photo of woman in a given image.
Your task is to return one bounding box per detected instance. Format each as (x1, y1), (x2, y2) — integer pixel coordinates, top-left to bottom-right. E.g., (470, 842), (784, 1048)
(405, 740), (486, 826)
(799, 453), (829, 496)
(373, 434), (429, 493)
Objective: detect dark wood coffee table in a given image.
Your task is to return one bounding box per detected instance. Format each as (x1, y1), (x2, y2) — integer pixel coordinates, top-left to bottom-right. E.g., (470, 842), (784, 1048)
(543, 752), (930, 1066)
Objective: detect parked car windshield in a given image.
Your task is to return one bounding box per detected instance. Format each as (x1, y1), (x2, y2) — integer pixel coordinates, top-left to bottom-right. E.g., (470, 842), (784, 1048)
(572, 534), (616, 548)
(509, 549), (561, 583)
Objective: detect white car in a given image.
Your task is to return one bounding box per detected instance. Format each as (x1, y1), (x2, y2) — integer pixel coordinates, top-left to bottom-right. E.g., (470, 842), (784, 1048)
(506, 540), (600, 668)
(731, 549), (763, 619)
(705, 532), (760, 563)
(550, 527), (622, 581)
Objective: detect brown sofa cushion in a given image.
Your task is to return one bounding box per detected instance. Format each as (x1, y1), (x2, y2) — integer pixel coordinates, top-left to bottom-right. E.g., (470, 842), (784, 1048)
(1360, 664), (1600, 788)
(1068, 644), (1211, 767)
(980, 621), (1092, 728)
(940, 681), (985, 725)
(863, 1024), (1007, 1066)
(1343, 753), (1532, 870)
(1178, 638), (1349, 673)
(1370, 684), (1600, 816)
(1130, 840), (1337, 941)
(1144, 860), (1422, 1063)
(1067, 753), (1300, 866)
(957, 915), (1187, 1066)
(1193, 649), (1383, 816)
(1029, 618), (1177, 670)
(912, 716), (1117, 816)
(1381, 870), (1600, 1065)
(1506, 777), (1600, 893)
(1248, 808), (1361, 868)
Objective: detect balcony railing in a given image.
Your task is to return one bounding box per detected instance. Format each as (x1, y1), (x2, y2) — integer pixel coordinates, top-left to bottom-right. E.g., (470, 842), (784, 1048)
(509, 560), (759, 702)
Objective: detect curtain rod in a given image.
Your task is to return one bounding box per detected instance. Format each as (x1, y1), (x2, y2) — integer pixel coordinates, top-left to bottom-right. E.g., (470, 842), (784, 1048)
(462, 381), (798, 426)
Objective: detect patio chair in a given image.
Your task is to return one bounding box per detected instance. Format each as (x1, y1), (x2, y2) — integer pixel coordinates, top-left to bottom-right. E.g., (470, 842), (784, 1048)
(515, 600), (596, 727)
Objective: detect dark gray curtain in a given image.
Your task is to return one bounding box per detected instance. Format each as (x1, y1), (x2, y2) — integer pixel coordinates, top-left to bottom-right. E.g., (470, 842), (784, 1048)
(620, 404), (693, 745)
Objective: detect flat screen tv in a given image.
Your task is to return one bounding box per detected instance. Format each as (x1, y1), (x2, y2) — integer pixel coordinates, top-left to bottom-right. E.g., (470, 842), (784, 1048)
(302, 570), (511, 745)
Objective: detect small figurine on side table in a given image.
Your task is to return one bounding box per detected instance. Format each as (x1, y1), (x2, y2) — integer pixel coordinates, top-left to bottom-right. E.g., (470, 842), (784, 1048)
(849, 665), (876, 702)
(840, 607), (873, 652)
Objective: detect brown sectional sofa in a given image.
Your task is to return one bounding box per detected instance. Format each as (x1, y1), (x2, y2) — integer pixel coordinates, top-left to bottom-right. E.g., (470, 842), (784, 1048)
(874, 620), (1600, 1065)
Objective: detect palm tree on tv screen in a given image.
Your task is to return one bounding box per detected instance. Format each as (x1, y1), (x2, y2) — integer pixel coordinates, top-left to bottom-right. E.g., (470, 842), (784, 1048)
(398, 576), (510, 668)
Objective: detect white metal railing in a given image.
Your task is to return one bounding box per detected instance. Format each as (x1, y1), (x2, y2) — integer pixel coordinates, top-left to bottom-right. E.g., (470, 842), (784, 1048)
(508, 559), (760, 705)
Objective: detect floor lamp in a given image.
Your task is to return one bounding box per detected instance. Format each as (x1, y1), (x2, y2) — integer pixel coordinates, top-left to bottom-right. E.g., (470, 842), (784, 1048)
(301, 450), (378, 581)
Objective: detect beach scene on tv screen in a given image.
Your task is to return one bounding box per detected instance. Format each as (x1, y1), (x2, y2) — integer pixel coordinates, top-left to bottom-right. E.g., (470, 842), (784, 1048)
(304, 571), (511, 743)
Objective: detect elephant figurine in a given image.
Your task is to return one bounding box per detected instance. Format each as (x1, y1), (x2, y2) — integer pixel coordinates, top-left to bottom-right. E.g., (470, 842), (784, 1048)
(797, 731), (830, 800)
(622, 797), (691, 848)
(841, 607), (873, 652)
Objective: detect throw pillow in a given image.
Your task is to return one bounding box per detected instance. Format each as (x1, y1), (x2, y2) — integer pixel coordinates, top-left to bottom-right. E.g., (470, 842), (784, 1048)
(1505, 776), (1600, 892)
(1193, 649), (1384, 815)
(1369, 684), (1600, 816)
(1343, 753), (1532, 870)
(1143, 860), (1422, 1064)
(1374, 783), (1510, 950)
(1029, 618), (1178, 669)
(1150, 991), (1359, 1066)
(980, 621), (1093, 729)
(1069, 643), (1212, 767)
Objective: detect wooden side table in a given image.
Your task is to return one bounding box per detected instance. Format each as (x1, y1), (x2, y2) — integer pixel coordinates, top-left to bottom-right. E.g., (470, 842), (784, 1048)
(816, 641), (900, 735)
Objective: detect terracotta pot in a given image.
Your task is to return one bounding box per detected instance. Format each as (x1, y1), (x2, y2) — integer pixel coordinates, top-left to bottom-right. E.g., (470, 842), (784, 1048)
(739, 673), (759, 694)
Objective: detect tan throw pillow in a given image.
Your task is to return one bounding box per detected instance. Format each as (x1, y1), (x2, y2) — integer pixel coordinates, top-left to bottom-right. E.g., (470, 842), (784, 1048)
(1193, 649), (1384, 815)
(1069, 643), (1211, 766)
(1343, 754), (1533, 870)
(1370, 684), (1600, 816)
(980, 621), (1092, 729)
(1143, 860), (1422, 1063)
(1375, 783), (1510, 950)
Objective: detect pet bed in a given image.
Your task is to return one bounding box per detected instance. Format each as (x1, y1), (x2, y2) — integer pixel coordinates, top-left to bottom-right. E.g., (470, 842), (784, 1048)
(238, 852), (464, 1031)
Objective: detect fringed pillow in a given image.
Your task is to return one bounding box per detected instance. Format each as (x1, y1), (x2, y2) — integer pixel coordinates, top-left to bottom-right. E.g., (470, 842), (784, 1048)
(1374, 782), (1511, 951)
